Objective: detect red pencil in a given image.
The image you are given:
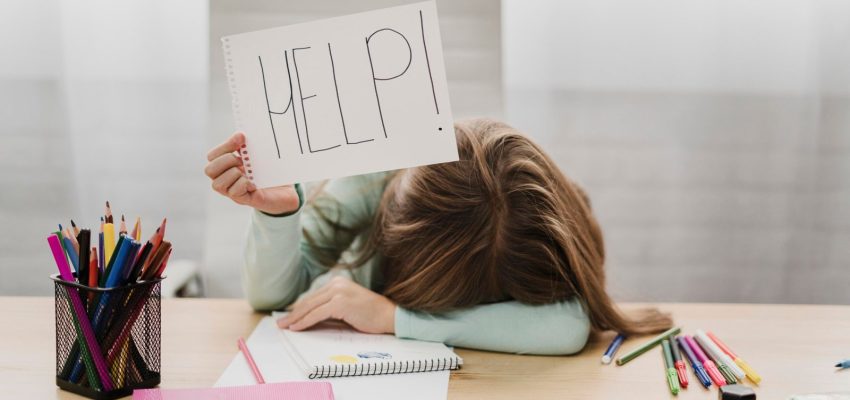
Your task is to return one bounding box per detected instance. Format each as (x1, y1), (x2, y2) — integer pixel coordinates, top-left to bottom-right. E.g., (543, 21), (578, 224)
(238, 337), (265, 384)
(88, 247), (98, 301)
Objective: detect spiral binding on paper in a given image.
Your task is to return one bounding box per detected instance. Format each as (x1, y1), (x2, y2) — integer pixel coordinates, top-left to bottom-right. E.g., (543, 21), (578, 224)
(308, 357), (461, 379)
(222, 37), (254, 181)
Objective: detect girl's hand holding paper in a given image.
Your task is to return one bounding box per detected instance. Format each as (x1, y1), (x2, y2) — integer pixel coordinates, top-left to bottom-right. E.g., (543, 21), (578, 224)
(205, 132), (300, 215)
(277, 276), (396, 334)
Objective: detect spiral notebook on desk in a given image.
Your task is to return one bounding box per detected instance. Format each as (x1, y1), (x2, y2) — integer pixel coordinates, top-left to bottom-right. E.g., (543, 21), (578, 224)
(272, 312), (462, 379)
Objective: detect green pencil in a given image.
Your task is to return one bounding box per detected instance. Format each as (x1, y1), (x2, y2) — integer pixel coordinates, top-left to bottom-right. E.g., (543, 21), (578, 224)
(615, 326), (682, 366)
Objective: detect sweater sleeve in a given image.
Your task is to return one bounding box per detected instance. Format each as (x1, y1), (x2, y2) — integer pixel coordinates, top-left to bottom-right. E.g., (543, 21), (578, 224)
(242, 174), (388, 311)
(394, 298), (591, 355)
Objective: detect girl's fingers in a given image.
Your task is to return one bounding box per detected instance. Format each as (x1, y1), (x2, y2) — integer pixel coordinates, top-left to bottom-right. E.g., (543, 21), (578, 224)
(228, 176), (253, 198)
(279, 289), (334, 328)
(288, 302), (336, 331)
(204, 152), (242, 179)
(206, 132), (245, 161)
(211, 167), (243, 195)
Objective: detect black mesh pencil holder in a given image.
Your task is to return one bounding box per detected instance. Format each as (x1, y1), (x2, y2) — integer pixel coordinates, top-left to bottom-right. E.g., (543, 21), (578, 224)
(52, 274), (163, 400)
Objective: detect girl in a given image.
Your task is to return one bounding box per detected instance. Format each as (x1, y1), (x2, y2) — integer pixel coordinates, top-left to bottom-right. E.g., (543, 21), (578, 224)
(204, 118), (672, 355)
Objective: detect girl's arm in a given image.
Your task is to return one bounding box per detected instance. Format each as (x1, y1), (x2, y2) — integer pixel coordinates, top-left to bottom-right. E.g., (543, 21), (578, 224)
(243, 174), (387, 311)
(394, 299), (591, 355)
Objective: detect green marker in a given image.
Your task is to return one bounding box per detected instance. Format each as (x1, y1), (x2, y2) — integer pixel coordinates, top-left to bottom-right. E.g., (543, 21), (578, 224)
(616, 326), (682, 366)
(662, 340), (680, 395)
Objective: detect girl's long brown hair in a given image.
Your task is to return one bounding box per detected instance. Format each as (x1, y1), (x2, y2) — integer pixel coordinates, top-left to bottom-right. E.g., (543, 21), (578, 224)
(312, 118), (672, 336)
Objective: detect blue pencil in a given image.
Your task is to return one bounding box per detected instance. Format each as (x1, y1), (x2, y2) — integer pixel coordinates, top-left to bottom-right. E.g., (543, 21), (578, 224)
(57, 225), (79, 274)
(601, 334), (626, 364)
(62, 236), (80, 275)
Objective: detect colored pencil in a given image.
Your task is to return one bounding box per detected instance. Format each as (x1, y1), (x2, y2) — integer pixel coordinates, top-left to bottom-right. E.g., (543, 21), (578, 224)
(616, 326), (681, 366)
(104, 202), (116, 265)
(48, 234), (115, 391)
(55, 208), (169, 389)
(66, 227), (80, 255)
(77, 230), (90, 299)
(239, 337), (265, 384)
(119, 214), (127, 236)
(88, 248), (98, 301)
(131, 217), (141, 242)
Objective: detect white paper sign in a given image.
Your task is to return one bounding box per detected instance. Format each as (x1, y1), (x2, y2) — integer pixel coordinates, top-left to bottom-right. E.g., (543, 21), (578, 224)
(222, 1), (457, 188)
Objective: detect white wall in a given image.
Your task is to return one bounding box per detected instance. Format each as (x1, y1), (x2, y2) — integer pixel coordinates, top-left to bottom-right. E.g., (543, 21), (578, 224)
(0, 0), (209, 296)
(504, 0), (850, 95)
(503, 0), (850, 304)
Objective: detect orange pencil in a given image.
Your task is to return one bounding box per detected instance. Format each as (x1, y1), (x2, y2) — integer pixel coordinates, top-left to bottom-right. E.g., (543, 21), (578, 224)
(88, 247), (98, 301)
(131, 217), (141, 242)
(142, 241), (171, 281)
(153, 247), (173, 278)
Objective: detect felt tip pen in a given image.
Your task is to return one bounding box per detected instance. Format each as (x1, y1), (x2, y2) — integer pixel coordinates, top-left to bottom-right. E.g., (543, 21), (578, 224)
(669, 336), (689, 388)
(684, 335), (726, 387)
(706, 331), (762, 384)
(616, 326), (681, 366)
(662, 340), (680, 395)
(695, 330), (745, 381)
(836, 359), (850, 369)
(601, 334), (626, 364)
(693, 333), (738, 384)
(677, 336), (711, 388)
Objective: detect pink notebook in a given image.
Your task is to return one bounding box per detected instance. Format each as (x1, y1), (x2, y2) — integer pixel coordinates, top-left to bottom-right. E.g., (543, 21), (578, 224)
(132, 382), (334, 400)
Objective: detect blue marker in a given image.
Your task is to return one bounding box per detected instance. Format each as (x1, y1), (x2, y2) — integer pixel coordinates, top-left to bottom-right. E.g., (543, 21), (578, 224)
(677, 336), (712, 388)
(601, 334), (626, 364)
(836, 359), (850, 369)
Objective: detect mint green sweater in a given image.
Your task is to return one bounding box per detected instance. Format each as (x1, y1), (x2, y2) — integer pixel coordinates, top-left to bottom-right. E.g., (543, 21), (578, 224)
(243, 172), (590, 355)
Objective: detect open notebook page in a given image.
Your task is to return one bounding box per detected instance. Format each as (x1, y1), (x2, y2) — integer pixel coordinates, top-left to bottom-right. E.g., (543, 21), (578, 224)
(272, 312), (461, 378)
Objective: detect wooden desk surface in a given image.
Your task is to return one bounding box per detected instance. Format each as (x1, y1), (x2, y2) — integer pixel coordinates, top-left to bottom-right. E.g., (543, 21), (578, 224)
(1, 297), (848, 399)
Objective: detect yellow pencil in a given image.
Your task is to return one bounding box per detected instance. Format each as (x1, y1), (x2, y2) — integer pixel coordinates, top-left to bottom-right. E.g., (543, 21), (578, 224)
(131, 217), (141, 242)
(104, 202), (116, 264)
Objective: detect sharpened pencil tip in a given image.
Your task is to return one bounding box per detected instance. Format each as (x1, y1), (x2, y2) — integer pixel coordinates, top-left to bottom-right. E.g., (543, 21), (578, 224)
(121, 214), (125, 221)
(837, 363), (843, 367)
(70, 219), (77, 228)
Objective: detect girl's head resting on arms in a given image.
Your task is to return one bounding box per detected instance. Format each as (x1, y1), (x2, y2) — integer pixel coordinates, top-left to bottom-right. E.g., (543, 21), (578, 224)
(358, 118), (672, 335)
(306, 119), (672, 334)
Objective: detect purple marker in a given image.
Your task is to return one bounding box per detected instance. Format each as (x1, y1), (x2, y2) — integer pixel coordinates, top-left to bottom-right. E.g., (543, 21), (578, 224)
(677, 335), (711, 388)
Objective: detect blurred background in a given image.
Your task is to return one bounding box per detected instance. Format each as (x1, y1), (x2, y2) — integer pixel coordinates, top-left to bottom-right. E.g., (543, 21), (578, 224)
(2, 0), (848, 304)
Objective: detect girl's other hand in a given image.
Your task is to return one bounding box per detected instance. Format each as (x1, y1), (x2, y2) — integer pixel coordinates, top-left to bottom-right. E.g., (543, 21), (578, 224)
(204, 132), (299, 215)
(277, 276), (397, 334)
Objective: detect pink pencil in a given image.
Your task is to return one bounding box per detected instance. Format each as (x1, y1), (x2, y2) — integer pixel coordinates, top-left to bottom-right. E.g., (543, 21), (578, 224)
(48, 233), (115, 391)
(238, 337), (265, 384)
